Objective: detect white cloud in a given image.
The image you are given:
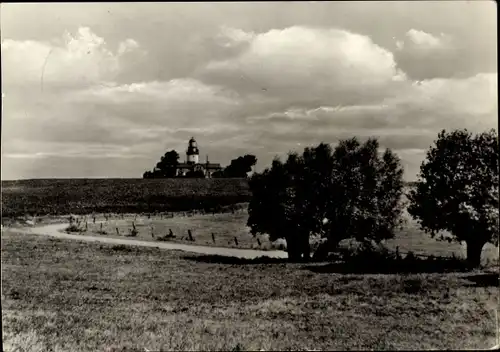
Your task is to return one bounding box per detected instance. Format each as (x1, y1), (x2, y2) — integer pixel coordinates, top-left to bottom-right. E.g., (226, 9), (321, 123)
(216, 26), (255, 47)
(1, 27), (144, 90)
(396, 29), (452, 52)
(406, 29), (443, 48)
(1, 23), (497, 180)
(200, 26), (407, 108)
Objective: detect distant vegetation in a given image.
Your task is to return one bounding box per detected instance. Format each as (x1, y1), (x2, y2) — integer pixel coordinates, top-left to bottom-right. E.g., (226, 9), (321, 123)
(1, 178), (251, 217)
(143, 150), (180, 178)
(212, 154), (257, 178)
(143, 149), (257, 179)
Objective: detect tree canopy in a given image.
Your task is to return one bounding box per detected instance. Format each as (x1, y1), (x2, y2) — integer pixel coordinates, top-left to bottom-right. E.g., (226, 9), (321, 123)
(213, 154), (257, 178)
(143, 150), (180, 178)
(247, 138), (405, 261)
(408, 128), (499, 267)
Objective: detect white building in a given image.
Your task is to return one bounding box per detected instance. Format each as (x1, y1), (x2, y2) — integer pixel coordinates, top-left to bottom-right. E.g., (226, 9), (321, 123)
(176, 137), (223, 178)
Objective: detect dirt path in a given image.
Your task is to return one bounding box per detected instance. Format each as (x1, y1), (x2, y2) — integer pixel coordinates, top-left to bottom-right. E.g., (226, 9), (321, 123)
(9, 222), (289, 259)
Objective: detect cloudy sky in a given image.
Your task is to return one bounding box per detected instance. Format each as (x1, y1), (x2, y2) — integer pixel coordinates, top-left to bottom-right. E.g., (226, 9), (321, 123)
(1, 2), (497, 180)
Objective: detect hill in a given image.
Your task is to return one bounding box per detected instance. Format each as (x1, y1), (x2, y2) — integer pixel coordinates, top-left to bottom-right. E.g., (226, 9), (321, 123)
(1, 178), (251, 217)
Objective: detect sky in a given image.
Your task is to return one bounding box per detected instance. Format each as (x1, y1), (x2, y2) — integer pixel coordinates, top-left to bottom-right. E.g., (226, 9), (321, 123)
(1, 1), (497, 180)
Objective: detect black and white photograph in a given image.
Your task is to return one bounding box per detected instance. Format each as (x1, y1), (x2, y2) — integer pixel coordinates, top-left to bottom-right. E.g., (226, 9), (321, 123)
(1, 1), (498, 350)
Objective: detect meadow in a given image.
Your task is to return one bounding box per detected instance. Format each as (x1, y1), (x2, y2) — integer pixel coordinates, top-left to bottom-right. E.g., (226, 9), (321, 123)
(1, 178), (251, 217)
(16, 208), (496, 266)
(2, 182), (499, 351)
(59, 210), (278, 251)
(2, 230), (498, 351)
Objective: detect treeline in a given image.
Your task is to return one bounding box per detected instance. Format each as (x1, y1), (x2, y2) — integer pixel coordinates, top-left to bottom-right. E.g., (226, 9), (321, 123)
(143, 150), (257, 179)
(247, 128), (498, 268)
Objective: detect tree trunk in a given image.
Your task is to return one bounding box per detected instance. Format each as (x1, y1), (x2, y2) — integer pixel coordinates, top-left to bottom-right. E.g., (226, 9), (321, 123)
(466, 240), (485, 269)
(286, 235), (301, 262)
(301, 233), (311, 262)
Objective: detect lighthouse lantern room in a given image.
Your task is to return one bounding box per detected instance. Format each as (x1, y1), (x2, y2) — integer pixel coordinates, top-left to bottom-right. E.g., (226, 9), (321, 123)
(186, 137), (199, 164)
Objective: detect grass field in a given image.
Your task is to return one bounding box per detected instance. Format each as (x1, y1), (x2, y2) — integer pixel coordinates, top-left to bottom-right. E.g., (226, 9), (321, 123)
(1, 178), (251, 217)
(2, 183), (498, 350)
(7, 204), (497, 264)
(61, 211), (278, 251)
(2, 231), (498, 351)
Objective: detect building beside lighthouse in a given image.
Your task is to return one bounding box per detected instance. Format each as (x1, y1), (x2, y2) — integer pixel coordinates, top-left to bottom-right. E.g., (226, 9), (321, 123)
(175, 137), (222, 178)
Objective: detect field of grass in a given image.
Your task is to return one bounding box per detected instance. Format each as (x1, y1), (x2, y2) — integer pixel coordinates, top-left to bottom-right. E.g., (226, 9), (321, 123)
(58, 210), (277, 251)
(2, 182), (498, 350)
(2, 231), (498, 351)
(3, 202), (498, 263)
(1, 178), (251, 217)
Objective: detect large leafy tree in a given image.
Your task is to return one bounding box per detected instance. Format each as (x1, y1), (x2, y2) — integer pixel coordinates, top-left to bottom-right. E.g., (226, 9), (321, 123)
(143, 150), (180, 178)
(323, 138), (405, 251)
(247, 138), (405, 261)
(408, 129), (499, 268)
(247, 155), (310, 260)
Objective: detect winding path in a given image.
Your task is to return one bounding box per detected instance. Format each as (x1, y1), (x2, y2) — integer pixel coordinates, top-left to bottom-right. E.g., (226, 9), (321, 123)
(9, 222), (289, 259)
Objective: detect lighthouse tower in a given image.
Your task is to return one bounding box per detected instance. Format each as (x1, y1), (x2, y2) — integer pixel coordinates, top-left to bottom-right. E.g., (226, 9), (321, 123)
(186, 137), (199, 165)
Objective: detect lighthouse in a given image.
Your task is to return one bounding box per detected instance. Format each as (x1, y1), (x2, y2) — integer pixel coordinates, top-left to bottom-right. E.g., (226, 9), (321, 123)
(186, 137), (199, 165)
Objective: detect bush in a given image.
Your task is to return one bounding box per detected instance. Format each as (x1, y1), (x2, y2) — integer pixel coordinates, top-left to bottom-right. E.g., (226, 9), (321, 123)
(65, 224), (83, 233)
(331, 244), (470, 273)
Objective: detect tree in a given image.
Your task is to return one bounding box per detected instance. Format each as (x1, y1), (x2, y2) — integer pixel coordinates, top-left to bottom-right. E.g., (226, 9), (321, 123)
(223, 155), (257, 178)
(247, 155), (309, 261)
(247, 138), (405, 261)
(143, 150), (180, 178)
(408, 129), (499, 268)
(323, 138), (405, 252)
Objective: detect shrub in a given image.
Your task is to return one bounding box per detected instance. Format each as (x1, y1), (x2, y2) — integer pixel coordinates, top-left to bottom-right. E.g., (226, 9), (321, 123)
(65, 224), (83, 233)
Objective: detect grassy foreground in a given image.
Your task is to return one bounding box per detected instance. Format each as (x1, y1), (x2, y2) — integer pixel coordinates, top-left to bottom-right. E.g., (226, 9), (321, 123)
(2, 231), (498, 351)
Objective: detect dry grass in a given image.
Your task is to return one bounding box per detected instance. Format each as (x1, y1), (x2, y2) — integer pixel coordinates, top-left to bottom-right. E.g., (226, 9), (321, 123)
(2, 231), (498, 351)
(39, 208), (498, 264)
(22, 211), (276, 251)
